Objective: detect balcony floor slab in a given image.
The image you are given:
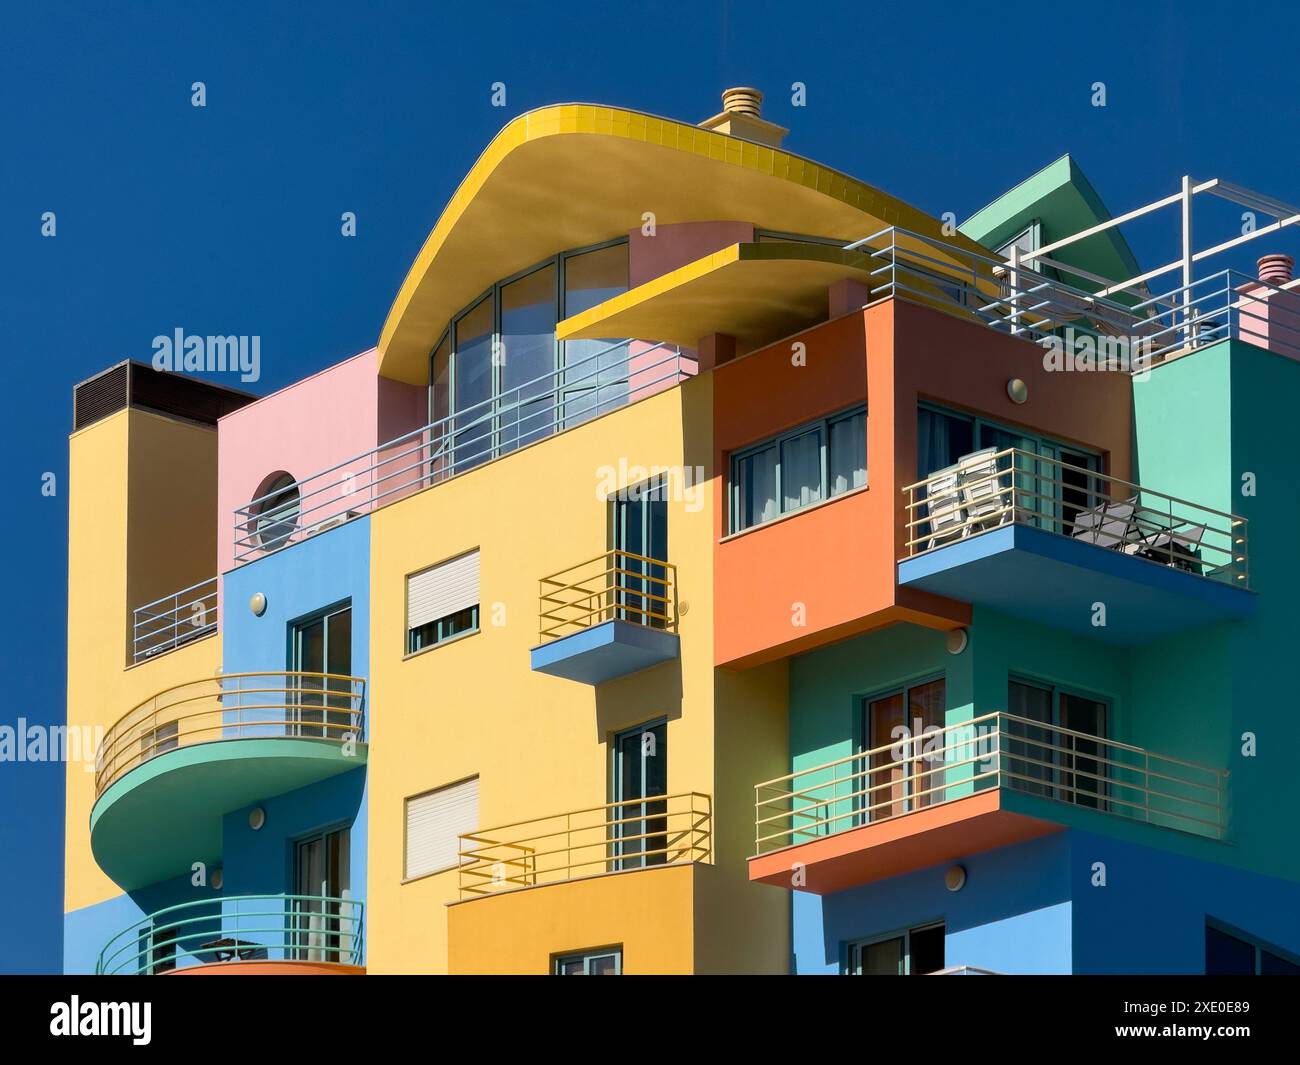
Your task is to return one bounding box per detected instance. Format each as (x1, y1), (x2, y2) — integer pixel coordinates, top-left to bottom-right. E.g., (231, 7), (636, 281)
(897, 524), (1253, 645)
(748, 790), (1062, 894)
(90, 738), (367, 892)
(530, 619), (680, 684)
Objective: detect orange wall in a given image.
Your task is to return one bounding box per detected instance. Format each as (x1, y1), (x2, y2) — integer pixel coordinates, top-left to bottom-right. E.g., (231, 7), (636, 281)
(713, 298), (1134, 669)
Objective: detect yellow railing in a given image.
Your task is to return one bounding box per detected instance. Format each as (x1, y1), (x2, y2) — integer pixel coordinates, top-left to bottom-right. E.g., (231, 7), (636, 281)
(95, 671), (366, 797)
(901, 447), (1249, 587)
(458, 792), (711, 899)
(754, 712), (1227, 855)
(538, 549), (677, 641)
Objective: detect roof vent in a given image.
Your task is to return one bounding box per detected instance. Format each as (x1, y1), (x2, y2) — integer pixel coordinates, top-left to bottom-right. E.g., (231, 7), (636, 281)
(721, 87), (764, 117)
(1257, 253), (1294, 286)
(699, 86), (788, 149)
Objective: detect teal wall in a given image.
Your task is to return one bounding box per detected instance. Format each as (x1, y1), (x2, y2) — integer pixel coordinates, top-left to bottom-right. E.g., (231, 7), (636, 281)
(1134, 339), (1300, 881)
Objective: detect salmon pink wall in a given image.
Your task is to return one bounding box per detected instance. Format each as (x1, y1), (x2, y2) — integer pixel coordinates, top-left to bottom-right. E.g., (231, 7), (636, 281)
(629, 221), (755, 288)
(713, 298), (1134, 669)
(216, 348), (424, 576)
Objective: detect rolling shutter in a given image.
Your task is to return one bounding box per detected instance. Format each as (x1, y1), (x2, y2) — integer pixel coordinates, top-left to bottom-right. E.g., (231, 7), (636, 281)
(404, 776), (479, 880)
(407, 549), (479, 630)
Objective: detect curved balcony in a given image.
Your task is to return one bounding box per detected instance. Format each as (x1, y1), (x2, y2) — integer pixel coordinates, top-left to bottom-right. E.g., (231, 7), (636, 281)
(96, 895), (364, 975)
(91, 673), (366, 891)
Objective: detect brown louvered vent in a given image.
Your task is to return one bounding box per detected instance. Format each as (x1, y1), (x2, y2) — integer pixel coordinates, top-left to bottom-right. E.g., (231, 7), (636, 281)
(73, 363), (130, 430)
(73, 361), (257, 431)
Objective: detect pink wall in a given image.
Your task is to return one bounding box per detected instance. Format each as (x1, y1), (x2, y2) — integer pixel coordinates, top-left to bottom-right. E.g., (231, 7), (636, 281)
(1235, 283), (1300, 361)
(216, 348), (425, 575)
(628, 220), (755, 288)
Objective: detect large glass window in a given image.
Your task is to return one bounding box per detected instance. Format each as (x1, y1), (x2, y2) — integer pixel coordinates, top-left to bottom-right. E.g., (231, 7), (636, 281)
(428, 240), (634, 465)
(430, 331), (451, 475)
(499, 263), (557, 452)
(729, 407), (867, 533)
(562, 242), (630, 425)
(452, 296), (493, 470)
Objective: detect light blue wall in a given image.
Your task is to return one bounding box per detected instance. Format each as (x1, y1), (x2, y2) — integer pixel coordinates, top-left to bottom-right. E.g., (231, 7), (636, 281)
(219, 518), (371, 910)
(793, 833), (1074, 974)
(63, 872), (207, 974)
(791, 829), (1300, 975)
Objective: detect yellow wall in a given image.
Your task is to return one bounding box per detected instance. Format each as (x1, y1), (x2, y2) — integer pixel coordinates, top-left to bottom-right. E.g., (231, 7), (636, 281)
(367, 374), (789, 973)
(447, 864), (701, 974)
(65, 408), (222, 913)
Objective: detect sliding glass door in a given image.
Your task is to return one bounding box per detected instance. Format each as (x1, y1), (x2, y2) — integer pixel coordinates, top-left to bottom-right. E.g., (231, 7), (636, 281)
(1007, 679), (1108, 810)
(864, 679), (945, 822)
(611, 479), (668, 628)
(292, 827), (351, 962)
(917, 405), (1101, 535)
(611, 720), (667, 870)
(291, 605), (351, 739)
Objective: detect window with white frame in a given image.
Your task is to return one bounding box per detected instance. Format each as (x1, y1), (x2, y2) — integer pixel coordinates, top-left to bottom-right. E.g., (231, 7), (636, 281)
(729, 406), (867, 533)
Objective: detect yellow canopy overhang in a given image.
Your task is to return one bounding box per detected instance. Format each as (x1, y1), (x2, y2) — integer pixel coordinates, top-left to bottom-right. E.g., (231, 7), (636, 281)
(378, 103), (992, 384)
(555, 242), (883, 353)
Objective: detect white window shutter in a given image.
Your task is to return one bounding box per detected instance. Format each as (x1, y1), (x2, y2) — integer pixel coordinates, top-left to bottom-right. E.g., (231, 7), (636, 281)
(404, 776), (479, 880)
(407, 549), (479, 630)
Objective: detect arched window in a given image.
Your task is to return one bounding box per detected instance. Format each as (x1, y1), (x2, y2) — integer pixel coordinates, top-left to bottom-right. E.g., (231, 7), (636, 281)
(251, 472), (300, 549)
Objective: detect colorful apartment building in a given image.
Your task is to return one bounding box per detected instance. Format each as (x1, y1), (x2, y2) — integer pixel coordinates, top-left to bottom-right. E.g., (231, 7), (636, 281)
(64, 89), (1300, 975)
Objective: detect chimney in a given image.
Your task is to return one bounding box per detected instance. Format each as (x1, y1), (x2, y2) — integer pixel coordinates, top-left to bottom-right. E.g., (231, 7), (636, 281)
(1257, 254), (1295, 286)
(698, 87), (789, 149)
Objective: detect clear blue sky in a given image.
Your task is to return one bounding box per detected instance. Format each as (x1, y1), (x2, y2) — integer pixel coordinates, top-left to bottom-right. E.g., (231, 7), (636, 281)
(2, 0), (1297, 973)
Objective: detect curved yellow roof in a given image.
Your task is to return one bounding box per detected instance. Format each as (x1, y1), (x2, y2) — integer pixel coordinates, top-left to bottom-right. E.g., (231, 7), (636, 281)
(378, 103), (983, 383)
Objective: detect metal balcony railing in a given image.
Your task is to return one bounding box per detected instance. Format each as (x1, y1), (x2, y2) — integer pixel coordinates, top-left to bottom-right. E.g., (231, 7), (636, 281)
(95, 671), (366, 797)
(754, 712), (1228, 855)
(130, 577), (218, 664)
(232, 340), (695, 564)
(844, 226), (1300, 369)
(901, 447), (1248, 587)
(96, 894), (363, 975)
(538, 549), (677, 641)
(458, 792), (712, 899)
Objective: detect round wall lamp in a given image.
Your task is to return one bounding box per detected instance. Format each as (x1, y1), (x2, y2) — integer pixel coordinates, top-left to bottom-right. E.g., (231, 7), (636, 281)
(946, 628), (968, 655)
(945, 864), (967, 892)
(248, 807), (266, 831)
(1007, 378), (1029, 404)
(211, 868), (224, 891)
(249, 592), (267, 617)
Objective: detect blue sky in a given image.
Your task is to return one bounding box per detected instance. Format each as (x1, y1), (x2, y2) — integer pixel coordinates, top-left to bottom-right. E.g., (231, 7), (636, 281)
(1, 0), (1297, 972)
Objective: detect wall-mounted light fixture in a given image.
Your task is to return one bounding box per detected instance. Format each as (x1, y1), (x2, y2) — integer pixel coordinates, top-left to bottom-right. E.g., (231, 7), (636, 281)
(249, 592), (267, 617)
(1007, 378), (1029, 404)
(945, 865), (967, 892)
(946, 628), (968, 655)
(248, 807), (266, 831)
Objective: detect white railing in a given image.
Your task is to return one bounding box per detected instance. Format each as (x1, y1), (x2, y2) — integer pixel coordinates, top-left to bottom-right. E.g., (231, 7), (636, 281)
(131, 577), (218, 664)
(232, 339), (695, 563)
(901, 447), (1248, 587)
(754, 712), (1228, 855)
(844, 226), (1300, 369)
